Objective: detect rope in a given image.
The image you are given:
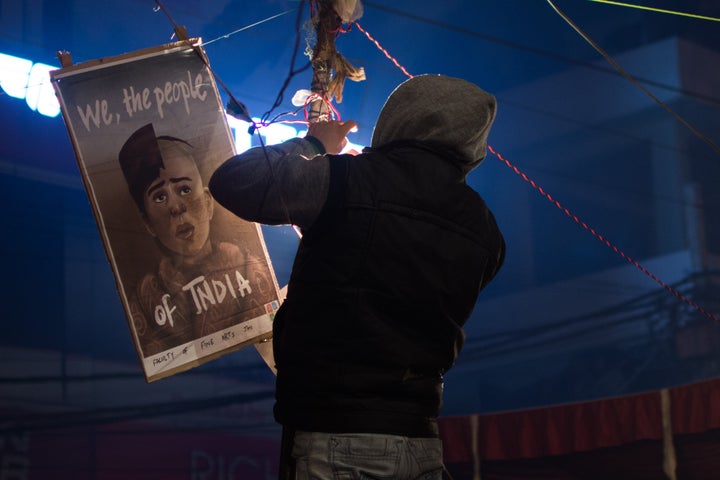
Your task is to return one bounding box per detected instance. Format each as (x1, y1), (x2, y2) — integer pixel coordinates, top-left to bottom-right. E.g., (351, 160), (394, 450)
(353, 21), (413, 78)
(354, 19), (718, 323)
(489, 145), (718, 322)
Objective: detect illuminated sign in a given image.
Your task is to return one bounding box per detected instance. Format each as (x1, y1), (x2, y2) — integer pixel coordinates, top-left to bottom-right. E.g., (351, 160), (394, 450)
(1, 51), (362, 152)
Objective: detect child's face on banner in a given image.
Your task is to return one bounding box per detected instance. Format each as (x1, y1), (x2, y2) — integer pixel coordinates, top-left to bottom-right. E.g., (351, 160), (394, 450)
(142, 143), (214, 258)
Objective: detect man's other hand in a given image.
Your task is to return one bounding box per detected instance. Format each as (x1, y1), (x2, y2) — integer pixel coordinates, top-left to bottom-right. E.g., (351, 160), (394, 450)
(306, 120), (358, 155)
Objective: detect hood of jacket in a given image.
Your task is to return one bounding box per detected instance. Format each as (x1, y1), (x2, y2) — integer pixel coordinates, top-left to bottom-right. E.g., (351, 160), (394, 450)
(370, 74), (497, 175)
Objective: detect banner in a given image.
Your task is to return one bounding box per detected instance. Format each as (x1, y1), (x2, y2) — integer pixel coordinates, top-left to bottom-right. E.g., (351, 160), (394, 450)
(50, 41), (280, 382)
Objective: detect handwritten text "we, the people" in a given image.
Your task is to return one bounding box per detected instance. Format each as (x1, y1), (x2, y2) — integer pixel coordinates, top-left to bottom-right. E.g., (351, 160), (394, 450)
(75, 70), (208, 132)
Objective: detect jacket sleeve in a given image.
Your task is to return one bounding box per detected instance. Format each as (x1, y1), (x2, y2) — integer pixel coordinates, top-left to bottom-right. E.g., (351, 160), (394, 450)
(208, 137), (330, 229)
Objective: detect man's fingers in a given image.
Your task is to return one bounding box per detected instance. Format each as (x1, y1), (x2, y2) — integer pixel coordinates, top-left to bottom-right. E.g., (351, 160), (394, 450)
(341, 120), (358, 135)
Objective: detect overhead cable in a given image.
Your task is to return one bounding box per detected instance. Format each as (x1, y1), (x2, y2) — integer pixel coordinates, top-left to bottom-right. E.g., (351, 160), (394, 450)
(361, 1), (720, 107)
(588, 0), (720, 22)
(546, 0), (720, 156)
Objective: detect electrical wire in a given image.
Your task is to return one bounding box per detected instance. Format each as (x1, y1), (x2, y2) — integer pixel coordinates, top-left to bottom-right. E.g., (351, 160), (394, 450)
(463, 270), (720, 364)
(48, 0), (720, 349)
(259, 1), (312, 124)
(546, 0), (720, 156)
(152, 0), (306, 233)
(202, 9), (295, 46)
(588, 0), (720, 22)
(0, 390), (273, 433)
(152, 0), (252, 123)
(360, 1), (720, 107)
(253, 0), (312, 231)
(351, 16), (719, 323)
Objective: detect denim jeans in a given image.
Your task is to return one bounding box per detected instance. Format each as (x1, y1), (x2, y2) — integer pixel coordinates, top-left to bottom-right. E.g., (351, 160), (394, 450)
(289, 431), (444, 480)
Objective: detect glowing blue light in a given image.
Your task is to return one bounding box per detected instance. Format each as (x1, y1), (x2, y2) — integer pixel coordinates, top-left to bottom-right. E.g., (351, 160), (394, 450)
(26, 62), (59, 117)
(0, 51), (60, 117)
(226, 115), (363, 154)
(1, 51), (365, 153)
(0, 53), (32, 99)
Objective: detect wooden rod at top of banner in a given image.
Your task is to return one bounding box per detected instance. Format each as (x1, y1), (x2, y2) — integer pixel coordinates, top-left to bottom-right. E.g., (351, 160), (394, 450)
(56, 50), (73, 68)
(174, 25), (190, 42)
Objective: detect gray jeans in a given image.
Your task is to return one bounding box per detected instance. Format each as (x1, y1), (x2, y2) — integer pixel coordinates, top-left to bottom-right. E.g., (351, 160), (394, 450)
(290, 431), (444, 480)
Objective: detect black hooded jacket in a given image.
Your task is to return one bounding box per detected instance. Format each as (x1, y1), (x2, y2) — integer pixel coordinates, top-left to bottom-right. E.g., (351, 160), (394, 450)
(271, 140), (504, 436)
(210, 74), (505, 437)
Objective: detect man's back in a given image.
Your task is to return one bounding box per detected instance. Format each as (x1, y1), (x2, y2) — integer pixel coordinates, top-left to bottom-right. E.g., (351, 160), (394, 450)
(209, 73), (504, 479)
(273, 140), (505, 437)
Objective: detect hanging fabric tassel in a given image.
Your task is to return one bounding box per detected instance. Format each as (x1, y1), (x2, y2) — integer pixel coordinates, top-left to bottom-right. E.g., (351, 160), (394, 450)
(308, 0), (365, 122)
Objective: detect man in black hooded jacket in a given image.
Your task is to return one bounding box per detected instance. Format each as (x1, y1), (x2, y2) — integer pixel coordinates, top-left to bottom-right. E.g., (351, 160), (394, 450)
(209, 74), (505, 480)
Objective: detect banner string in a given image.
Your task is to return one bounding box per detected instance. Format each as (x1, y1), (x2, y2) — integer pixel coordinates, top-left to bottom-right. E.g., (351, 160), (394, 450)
(353, 22), (414, 78)
(489, 145), (718, 322)
(152, 0), (304, 233)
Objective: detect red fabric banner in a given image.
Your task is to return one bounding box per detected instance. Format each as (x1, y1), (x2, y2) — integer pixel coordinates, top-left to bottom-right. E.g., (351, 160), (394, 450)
(439, 376), (720, 462)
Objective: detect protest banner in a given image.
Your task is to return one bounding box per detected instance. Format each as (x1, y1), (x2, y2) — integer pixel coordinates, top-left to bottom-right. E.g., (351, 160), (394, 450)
(51, 40), (280, 381)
